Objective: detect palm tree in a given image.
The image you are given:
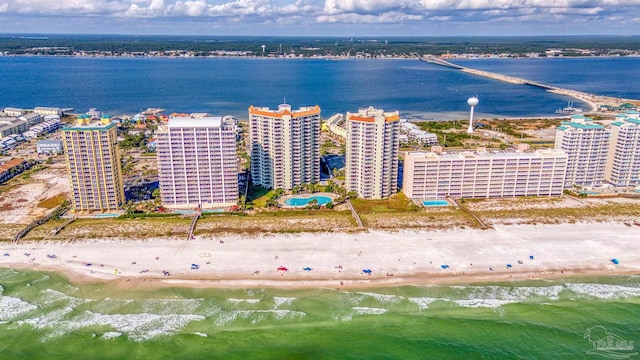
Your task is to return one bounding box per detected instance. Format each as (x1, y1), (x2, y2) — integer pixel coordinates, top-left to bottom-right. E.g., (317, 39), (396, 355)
(266, 198), (278, 208)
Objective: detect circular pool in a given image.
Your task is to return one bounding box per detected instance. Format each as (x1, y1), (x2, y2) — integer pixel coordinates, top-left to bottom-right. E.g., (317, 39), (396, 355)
(284, 195), (333, 207)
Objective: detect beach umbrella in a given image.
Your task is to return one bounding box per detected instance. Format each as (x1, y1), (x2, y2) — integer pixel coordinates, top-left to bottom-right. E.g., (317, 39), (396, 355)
(506, 264), (512, 268)
(440, 265), (449, 269)
(277, 267), (288, 271)
(529, 255), (534, 260)
(303, 267), (313, 271)
(610, 259), (620, 265)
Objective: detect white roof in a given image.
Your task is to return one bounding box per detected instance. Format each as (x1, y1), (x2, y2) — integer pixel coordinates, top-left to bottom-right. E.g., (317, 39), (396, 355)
(168, 117), (222, 129)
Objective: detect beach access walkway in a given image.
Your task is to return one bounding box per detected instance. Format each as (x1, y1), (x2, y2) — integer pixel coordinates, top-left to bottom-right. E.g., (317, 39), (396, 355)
(346, 200), (364, 228)
(448, 197), (490, 229)
(186, 211), (200, 241)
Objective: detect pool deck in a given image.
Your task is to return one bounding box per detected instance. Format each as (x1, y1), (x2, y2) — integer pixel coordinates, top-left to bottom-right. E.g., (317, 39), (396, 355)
(279, 192), (339, 208)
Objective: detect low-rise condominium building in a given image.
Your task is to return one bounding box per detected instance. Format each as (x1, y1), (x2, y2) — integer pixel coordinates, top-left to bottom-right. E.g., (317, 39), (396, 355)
(403, 145), (568, 200)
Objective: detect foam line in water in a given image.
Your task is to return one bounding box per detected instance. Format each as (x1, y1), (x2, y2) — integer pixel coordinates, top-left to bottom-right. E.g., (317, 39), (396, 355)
(407, 297), (439, 310)
(351, 307), (388, 315)
(17, 309), (205, 342)
(0, 296), (38, 320)
(355, 292), (404, 304)
(227, 298), (261, 304)
(565, 283), (640, 299)
(453, 299), (514, 308)
(273, 297), (296, 308)
(101, 331), (122, 340)
(214, 309), (307, 326)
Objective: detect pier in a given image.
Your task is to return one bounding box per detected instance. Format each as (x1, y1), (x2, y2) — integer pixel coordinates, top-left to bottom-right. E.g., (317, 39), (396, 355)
(421, 56), (640, 110)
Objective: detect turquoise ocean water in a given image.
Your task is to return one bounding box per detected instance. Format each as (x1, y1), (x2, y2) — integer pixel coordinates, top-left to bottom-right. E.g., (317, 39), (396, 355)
(1, 268), (639, 359)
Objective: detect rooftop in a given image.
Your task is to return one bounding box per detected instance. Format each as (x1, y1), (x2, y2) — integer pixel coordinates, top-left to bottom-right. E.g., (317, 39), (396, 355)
(559, 121), (604, 130)
(248, 104), (321, 118)
(63, 121), (116, 131)
(167, 116), (223, 129)
(407, 148), (567, 161)
(0, 158), (25, 173)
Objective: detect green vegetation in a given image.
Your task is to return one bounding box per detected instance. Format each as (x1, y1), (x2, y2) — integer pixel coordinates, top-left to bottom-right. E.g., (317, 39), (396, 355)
(415, 121), (473, 147)
(119, 132), (147, 149)
(248, 187), (277, 208)
(18, 164), (46, 181)
(37, 194), (67, 209)
(3, 35), (640, 57)
(350, 193), (419, 214)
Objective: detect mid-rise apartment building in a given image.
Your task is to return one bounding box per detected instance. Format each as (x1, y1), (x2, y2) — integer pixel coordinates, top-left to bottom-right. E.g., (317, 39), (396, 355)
(555, 115), (609, 187)
(249, 104), (320, 190)
(345, 107), (401, 199)
(605, 111), (640, 187)
(62, 115), (125, 212)
(403, 146), (568, 200)
(156, 116), (238, 209)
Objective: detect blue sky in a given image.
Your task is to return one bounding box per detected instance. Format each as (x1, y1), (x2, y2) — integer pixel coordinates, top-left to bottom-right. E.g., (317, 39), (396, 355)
(1, 0), (639, 36)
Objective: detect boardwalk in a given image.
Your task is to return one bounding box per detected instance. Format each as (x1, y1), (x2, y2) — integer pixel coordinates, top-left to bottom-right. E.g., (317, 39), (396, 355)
(346, 200), (364, 228)
(186, 211), (200, 240)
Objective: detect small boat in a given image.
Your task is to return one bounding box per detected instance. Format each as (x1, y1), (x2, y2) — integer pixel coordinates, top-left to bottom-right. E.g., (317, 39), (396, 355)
(555, 102), (583, 114)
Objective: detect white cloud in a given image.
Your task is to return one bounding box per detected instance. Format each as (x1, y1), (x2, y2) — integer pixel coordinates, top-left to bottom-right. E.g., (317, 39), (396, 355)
(0, 0), (639, 35)
(318, 11), (422, 23)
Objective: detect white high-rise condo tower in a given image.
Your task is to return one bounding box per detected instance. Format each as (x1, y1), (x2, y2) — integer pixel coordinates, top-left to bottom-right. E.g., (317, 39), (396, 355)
(467, 97), (479, 133)
(345, 107), (401, 199)
(249, 104), (321, 190)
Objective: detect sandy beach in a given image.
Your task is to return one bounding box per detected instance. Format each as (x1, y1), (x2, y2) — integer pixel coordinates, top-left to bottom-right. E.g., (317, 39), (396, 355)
(1, 222), (638, 289)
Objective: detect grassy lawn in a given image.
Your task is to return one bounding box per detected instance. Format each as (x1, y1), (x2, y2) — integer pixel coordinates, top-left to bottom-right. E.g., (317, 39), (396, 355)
(247, 186), (273, 208)
(37, 194), (68, 209)
(350, 193), (417, 213)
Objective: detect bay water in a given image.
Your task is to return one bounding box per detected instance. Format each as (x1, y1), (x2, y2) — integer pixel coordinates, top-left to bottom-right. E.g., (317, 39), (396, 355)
(1, 56), (638, 119)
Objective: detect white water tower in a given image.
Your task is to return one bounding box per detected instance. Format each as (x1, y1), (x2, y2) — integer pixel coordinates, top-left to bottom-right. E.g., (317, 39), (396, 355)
(261, 45), (266, 55)
(467, 96), (479, 134)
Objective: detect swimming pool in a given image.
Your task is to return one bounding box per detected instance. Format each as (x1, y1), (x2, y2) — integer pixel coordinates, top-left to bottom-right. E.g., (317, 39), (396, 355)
(284, 196), (333, 207)
(94, 213), (120, 218)
(422, 200), (450, 207)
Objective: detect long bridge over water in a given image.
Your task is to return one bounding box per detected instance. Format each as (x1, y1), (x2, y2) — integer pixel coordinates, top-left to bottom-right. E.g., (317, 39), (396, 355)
(421, 56), (640, 110)
(422, 56), (557, 91)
